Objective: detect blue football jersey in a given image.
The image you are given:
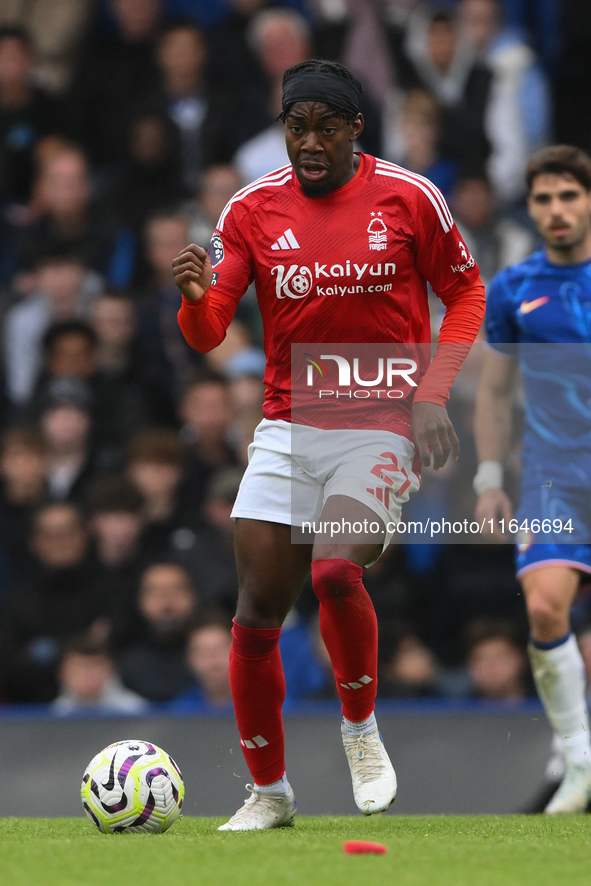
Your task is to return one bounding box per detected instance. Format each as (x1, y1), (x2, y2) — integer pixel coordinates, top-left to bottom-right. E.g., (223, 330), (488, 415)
(486, 250), (591, 485)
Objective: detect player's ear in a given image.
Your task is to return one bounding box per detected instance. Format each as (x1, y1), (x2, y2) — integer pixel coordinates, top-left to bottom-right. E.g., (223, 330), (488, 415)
(350, 114), (364, 142)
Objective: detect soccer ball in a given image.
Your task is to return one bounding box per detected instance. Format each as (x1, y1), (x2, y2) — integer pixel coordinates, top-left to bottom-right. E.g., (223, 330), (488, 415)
(81, 739), (184, 834)
(291, 274), (310, 294)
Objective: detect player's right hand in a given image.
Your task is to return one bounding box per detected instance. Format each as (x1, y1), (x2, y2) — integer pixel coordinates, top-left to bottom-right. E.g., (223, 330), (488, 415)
(475, 488), (513, 540)
(172, 244), (213, 301)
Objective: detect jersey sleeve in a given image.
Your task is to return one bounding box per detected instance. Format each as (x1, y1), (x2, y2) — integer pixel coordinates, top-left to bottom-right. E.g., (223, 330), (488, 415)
(411, 186), (482, 296)
(177, 201), (254, 353)
(485, 271), (519, 354)
(209, 201), (254, 299)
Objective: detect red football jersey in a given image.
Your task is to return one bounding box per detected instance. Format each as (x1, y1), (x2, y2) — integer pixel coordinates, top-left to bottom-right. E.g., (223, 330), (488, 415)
(179, 153), (482, 435)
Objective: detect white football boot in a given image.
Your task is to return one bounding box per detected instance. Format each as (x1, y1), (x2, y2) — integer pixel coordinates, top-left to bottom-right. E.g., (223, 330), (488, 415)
(342, 727), (397, 815)
(545, 762), (591, 814)
(218, 784), (297, 831)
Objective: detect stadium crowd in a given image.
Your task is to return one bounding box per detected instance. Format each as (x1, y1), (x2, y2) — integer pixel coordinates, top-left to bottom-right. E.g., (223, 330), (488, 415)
(0, 0), (588, 714)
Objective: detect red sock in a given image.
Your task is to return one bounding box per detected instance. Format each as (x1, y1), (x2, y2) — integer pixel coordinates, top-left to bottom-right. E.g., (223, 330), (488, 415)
(229, 620), (286, 785)
(312, 558), (378, 722)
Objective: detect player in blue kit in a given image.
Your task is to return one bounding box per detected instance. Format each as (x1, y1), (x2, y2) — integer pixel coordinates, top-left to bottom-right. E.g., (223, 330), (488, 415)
(474, 145), (591, 813)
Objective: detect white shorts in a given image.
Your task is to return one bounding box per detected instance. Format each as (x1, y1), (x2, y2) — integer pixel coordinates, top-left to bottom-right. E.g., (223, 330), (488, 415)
(232, 419), (420, 548)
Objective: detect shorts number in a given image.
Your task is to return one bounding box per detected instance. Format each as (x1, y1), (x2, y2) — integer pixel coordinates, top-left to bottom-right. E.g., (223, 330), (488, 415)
(370, 451), (411, 500)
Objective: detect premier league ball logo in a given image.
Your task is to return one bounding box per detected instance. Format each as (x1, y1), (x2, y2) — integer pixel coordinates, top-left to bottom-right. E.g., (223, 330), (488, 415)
(209, 233), (225, 267)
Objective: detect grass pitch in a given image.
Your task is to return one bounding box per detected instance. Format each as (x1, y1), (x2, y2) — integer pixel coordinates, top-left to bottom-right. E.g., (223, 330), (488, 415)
(2, 815), (591, 886)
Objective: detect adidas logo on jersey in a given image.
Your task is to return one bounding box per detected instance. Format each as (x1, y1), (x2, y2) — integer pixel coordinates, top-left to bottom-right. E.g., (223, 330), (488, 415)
(271, 229), (300, 251)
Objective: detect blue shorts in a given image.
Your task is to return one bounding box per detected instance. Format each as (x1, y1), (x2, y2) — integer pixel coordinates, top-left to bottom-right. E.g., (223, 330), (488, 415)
(516, 542), (591, 578)
(515, 475), (591, 577)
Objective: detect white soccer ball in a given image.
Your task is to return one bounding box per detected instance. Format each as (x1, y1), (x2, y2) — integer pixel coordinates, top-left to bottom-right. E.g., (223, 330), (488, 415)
(81, 739), (184, 834)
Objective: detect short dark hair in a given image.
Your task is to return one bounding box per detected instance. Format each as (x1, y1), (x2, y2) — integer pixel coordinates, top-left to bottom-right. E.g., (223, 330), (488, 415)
(62, 634), (112, 660)
(0, 424), (46, 456)
(31, 244), (84, 270)
(280, 59), (363, 124)
(183, 369), (229, 395)
(42, 321), (98, 354)
(526, 145), (591, 193)
(465, 618), (524, 656)
(158, 18), (205, 41)
(87, 475), (145, 516)
(128, 428), (184, 466)
(0, 25), (32, 49)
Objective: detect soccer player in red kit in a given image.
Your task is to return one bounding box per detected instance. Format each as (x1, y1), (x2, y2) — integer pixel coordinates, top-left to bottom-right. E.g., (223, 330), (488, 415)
(173, 60), (485, 830)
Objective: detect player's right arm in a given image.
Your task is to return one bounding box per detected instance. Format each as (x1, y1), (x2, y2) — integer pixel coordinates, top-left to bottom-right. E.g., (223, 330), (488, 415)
(473, 347), (517, 537)
(174, 199), (254, 353)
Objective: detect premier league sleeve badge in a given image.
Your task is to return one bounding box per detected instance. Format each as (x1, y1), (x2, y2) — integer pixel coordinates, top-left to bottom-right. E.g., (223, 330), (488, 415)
(209, 233), (225, 268)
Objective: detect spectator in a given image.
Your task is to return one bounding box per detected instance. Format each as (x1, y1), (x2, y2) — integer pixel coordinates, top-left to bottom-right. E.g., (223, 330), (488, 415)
(0, 1), (93, 93)
(466, 619), (531, 702)
(381, 88), (458, 197)
(37, 377), (101, 503)
(451, 173), (537, 286)
(179, 372), (238, 511)
(169, 618), (233, 711)
(187, 163), (243, 247)
(106, 110), (186, 236)
(552, 0), (591, 152)
(14, 143), (134, 286)
(389, 4), (491, 176)
(91, 291), (135, 376)
(127, 427), (200, 554)
(52, 635), (148, 715)
(378, 622), (445, 699)
(0, 425), (48, 574)
(233, 8), (312, 181)
(229, 372), (265, 414)
(90, 290), (175, 428)
(137, 211), (203, 399)
(176, 466), (243, 614)
(86, 474), (148, 643)
(32, 319), (150, 453)
(231, 404), (264, 466)
(458, 0), (550, 203)
(0, 26), (66, 206)
(206, 0), (281, 127)
(419, 544), (527, 668)
(154, 21), (225, 192)
(0, 502), (102, 702)
(3, 249), (101, 406)
(117, 561), (197, 702)
(204, 317), (265, 377)
(66, 0), (162, 169)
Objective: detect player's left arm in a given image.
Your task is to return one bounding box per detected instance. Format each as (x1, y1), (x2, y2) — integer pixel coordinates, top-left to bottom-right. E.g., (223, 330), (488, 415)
(410, 195), (486, 469)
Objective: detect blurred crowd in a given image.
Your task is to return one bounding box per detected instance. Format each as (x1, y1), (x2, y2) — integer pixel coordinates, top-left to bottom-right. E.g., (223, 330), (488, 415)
(0, 0), (590, 715)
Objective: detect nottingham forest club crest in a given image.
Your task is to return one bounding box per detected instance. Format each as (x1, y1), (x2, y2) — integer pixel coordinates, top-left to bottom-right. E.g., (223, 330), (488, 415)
(368, 212), (387, 251)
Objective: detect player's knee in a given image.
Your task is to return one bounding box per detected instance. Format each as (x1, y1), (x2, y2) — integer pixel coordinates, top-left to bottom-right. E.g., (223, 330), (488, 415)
(312, 557), (363, 601)
(526, 594), (566, 636)
(235, 583), (287, 628)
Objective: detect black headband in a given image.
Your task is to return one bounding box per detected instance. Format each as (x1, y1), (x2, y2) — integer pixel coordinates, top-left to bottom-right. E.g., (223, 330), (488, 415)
(282, 71), (360, 119)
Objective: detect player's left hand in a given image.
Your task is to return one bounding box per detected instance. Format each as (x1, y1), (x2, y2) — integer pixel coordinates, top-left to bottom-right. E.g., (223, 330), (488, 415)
(411, 401), (459, 470)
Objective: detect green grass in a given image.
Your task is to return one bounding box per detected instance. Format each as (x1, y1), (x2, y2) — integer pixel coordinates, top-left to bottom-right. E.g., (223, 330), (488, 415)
(2, 815), (591, 886)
